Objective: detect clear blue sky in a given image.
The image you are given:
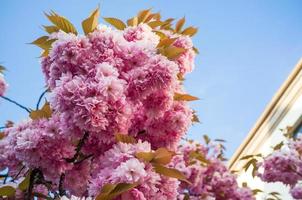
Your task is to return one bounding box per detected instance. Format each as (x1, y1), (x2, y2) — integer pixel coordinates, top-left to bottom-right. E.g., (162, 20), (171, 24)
(0, 0), (301, 157)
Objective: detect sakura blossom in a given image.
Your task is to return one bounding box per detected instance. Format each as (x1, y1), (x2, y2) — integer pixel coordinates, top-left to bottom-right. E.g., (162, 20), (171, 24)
(0, 74), (7, 96)
(0, 7), (255, 200)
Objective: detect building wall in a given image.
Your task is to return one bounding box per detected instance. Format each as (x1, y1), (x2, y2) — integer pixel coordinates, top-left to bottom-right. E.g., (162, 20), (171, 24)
(229, 59), (302, 199)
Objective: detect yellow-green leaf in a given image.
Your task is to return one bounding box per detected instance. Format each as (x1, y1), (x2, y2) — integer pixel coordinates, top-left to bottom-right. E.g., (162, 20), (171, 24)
(148, 21), (165, 29)
(192, 113), (200, 123)
(29, 101), (52, 120)
(182, 27), (198, 37)
(31, 36), (49, 47)
(157, 38), (177, 48)
(189, 151), (209, 165)
(175, 17), (185, 33)
(153, 148), (175, 165)
(115, 133), (137, 144)
(18, 172), (30, 191)
(127, 17), (138, 27)
(108, 183), (138, 199)
(103, 17), (126, 30)
(193, 46), (199, 54)
(160, 46), (186, 60)
(0, 132), (5, 140)
(135, 152), (155, 163)
(82, 7), (100, 35)
(153, 30), (166, 40)
(45, 11), (77, 34)
(177, 73), (185, 81)
(153, 164), (191, 184)
(96, 183), (138, 200)
(31, 36), (56, 50)
(160, 18), (174, 30)
(43, 25), (59, 34)
(152, 12), (161, 21)
(0, 65), (6, 74)
(40, 49), (50, 57)
(0, 185), (16, 197)
(174, 93), (199, 101)
(137, 9), (151, 23)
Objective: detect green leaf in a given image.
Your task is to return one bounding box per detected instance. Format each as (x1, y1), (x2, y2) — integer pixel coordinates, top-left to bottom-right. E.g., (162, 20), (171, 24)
(153, 164), (191, 184)
(96, 183), (138, 200)
(82, 7), (100, 35)
(31, 36), (56, 51)
(157, 38), (177, 48)
(193, 46), (199, 54)
(29, 101), (52, 120)
(152, 148), (174, 165)
(148, 21), (165, 29)
(174, 93), (199, 101)
(243, 158), (257, 172)
(182, 27), (198, 37)
(104, 17), (126, 30)
(273, 141), (284, 151)
(0, 65), (6, 74)
(18, 172), (31, 191)
(43, 25), (59, 34)
(0, 132), (5, 140)
(135, 152), (155, 163)
(189, 151), (209, 166)
(45, 11), (77, 34)
(153, 30), (166, 40)
(175, 17), (185, 33)
(203, 135), (211, 144)
(240, 155), (255, 160)
(160, 46), (186, 60)
(252, 189), (263, 195)
(115, 133), (137, 144)
(192, 113), (200, 123)
(127, 17), (138, 27)
(137, 9), (152, 23)
(0, 185), (16, 197)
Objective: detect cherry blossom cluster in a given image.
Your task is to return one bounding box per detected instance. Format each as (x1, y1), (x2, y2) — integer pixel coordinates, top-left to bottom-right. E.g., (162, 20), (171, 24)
(172, 141), (255, 200)
(257, 135), (302, 199)
(0, 8), (255, 200)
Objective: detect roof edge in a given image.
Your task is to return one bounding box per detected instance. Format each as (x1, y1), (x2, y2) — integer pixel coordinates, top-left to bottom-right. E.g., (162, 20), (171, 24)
(229, 58), (302, 169)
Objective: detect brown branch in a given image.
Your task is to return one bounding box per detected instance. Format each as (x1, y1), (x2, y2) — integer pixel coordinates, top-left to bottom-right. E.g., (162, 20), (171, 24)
(58, 173), (66, 196)
(65, 131), (89, 163)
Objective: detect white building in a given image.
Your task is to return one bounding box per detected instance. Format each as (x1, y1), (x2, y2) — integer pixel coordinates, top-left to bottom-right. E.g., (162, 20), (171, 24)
(229, 59), (302, 199)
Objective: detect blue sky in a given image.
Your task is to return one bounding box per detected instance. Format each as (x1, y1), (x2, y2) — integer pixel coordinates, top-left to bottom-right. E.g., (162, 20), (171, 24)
(0, 0), (301, 157)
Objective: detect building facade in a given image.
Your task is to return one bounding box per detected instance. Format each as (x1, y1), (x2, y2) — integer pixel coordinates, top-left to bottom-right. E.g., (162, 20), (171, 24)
(229, 59), (302, 199)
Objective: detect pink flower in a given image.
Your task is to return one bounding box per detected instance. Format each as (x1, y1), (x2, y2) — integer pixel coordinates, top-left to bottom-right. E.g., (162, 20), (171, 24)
(0, 74), (8, 96)
(114, 158), (147, 182)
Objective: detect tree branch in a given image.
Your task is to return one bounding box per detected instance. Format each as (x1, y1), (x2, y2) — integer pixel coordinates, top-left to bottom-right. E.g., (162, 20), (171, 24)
(0, 96), (31, 113)
(65, 131), (89, 163)
(36, 89), (48, 110)
(58, 173), (66, 196)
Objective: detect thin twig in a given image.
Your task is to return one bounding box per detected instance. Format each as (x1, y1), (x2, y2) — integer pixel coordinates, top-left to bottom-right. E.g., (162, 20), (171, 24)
(58, 173), (66, 196)
(25, 169), (39, 200)
(3, 173), (8, 184)
(36, 89), (48, 110)
(74, 154), (94, 165)
(12, 166), (26, 180)
(65, 131), (89, 163)
(0, 96), (31, 113)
